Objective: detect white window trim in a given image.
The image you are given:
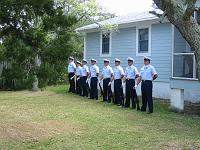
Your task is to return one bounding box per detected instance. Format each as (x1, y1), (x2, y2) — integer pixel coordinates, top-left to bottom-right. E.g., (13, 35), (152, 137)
(136, 25), (151, 57)
(100, 31), (112, 57)
(172, 53), (197, 79)
(172, 25), (197, 80)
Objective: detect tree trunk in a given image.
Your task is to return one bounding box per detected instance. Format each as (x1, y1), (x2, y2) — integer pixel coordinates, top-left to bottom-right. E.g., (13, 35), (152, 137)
(32, 75), (39, 91)
(32, 55), (41, 91)
(153, 0), (200, 80)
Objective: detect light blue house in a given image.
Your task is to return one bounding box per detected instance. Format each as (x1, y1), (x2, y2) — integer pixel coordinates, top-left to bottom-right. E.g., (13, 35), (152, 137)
(76, 9), (200, 112)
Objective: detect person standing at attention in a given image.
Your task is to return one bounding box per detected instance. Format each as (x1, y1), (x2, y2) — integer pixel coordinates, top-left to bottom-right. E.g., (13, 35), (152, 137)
(135, 57), (158, 114)
(124, 57), (139, 109)
(89, 59), (99, 100)
(113, 58), (125, 106)
(100, 59), (114, 103)
(75, 60), (82, 96)
(81, 59), (89, 97)
(68, 56), (76, 93)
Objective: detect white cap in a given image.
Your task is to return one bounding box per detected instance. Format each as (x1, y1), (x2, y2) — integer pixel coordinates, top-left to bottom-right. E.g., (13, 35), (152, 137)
(127, 57), (134, 62)
(91, 58), (97, 62)
(69, 56), (74, 60)
(144, 56), (151, 61)
(82, 59), (88, 63)
(76, 60), (81, 64)
(115, 58), (120, 62)
(104, 59), (110, 63)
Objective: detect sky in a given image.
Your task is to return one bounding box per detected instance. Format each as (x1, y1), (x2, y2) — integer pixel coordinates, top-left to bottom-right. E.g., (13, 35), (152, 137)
(98, 0), (154, 15)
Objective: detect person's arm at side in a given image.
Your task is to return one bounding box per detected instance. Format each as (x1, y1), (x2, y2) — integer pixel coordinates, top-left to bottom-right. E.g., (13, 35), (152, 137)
(110, 67), (114, 83)
(134, 67), (141, 89)
(96, 66), (99, 77)
(100, 68), (104, 81)
(86, 66), (89, 78)
(120, 67), (125, 79)
(135, 67), (140, 79)
(152, 66), (158, 80)
(123, 68), (127, 82)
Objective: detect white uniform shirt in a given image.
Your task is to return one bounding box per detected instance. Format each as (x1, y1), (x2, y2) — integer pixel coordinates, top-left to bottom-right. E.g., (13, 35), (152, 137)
(101, 65), (114, 79)
(76, 66), (82, 76)
(90, 65), (99, 77)
(68, 62), (76, 73)
(81, 65), (89, 76)
(113, 65), (124, 79)
(125, 65), (139, 79)
(140, 64), (157, 81)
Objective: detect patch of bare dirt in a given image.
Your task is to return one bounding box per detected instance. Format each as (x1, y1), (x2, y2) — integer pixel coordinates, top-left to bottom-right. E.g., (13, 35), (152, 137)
(0, 120), (80, 142)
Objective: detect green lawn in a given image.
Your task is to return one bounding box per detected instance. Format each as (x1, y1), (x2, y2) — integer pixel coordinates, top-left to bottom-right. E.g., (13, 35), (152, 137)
(0, 85), (200, 150)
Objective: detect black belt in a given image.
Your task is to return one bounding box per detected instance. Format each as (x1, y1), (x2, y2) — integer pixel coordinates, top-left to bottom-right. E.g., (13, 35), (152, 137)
(142, 80), (152, 82)
(126, 79), (135, 81)
(104, 78), (111, 80)
(115, 79), (121, 80)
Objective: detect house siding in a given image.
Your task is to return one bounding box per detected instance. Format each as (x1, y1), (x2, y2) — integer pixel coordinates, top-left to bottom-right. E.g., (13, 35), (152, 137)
(196, 0), (200, 7)
(151, 23), (172, 82)
(85, 23), (172, 83)
(172, 27), (200, 102)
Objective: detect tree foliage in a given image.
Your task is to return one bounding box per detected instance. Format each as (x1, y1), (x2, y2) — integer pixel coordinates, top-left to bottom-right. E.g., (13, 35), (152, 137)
(0, 0), (109, 90)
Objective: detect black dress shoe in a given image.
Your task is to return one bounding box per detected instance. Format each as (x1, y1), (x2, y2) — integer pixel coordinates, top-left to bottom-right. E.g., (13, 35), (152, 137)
(147, 111), (153, 114)
(141, 109), (146, 112)
(137, 108), (141, 111)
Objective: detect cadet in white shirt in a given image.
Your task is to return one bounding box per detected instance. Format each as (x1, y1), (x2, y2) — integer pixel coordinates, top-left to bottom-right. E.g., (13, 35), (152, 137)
(100, 59), (114, 103)
(81, 59), (89, 97)
(124, 57), (139, 109)
(135, 57), (158, 113)
(113, 58), (125, 106)
(75, 61), (82, 96)
(68, 56), (76, 93)
(89, 59), (100, 100)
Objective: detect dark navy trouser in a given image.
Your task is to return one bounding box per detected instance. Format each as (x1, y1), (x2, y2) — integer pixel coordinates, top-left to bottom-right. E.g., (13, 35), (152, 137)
(90, 77), (98, 100)
(103, 78), (112, 102)
(68, 72), (75, 93)
(141, 80), (153, 112)
(76, 76), (82, 95)
(125, 79), (136, 108)
(114, 79), (124, 105)
(81, 76), (88, 97)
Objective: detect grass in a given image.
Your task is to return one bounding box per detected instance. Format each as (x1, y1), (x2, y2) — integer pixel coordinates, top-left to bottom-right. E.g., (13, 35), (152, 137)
(0, 85), (200, 150)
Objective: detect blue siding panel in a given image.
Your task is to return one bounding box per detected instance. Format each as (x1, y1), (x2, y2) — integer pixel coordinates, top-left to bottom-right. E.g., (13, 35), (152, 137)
(151, 23), (172, 82)
(196, 0), (200, 7)
(85, 23), (172, 83)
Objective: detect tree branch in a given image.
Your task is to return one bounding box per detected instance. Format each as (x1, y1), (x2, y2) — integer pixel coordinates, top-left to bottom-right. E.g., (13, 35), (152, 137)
(184, 0), (197, 18)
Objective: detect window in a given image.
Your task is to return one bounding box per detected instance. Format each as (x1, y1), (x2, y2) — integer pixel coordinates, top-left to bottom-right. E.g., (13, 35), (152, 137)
(136, 26), (151, 56)
(100, 33), (111, 56)
(172, 27), (197, 79)
(173, 54), (195, 78)
(139, 28), (149, 52)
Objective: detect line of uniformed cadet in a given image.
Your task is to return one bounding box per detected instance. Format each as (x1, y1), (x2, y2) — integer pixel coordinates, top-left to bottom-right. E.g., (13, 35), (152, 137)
(67, 56), (158, 114)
